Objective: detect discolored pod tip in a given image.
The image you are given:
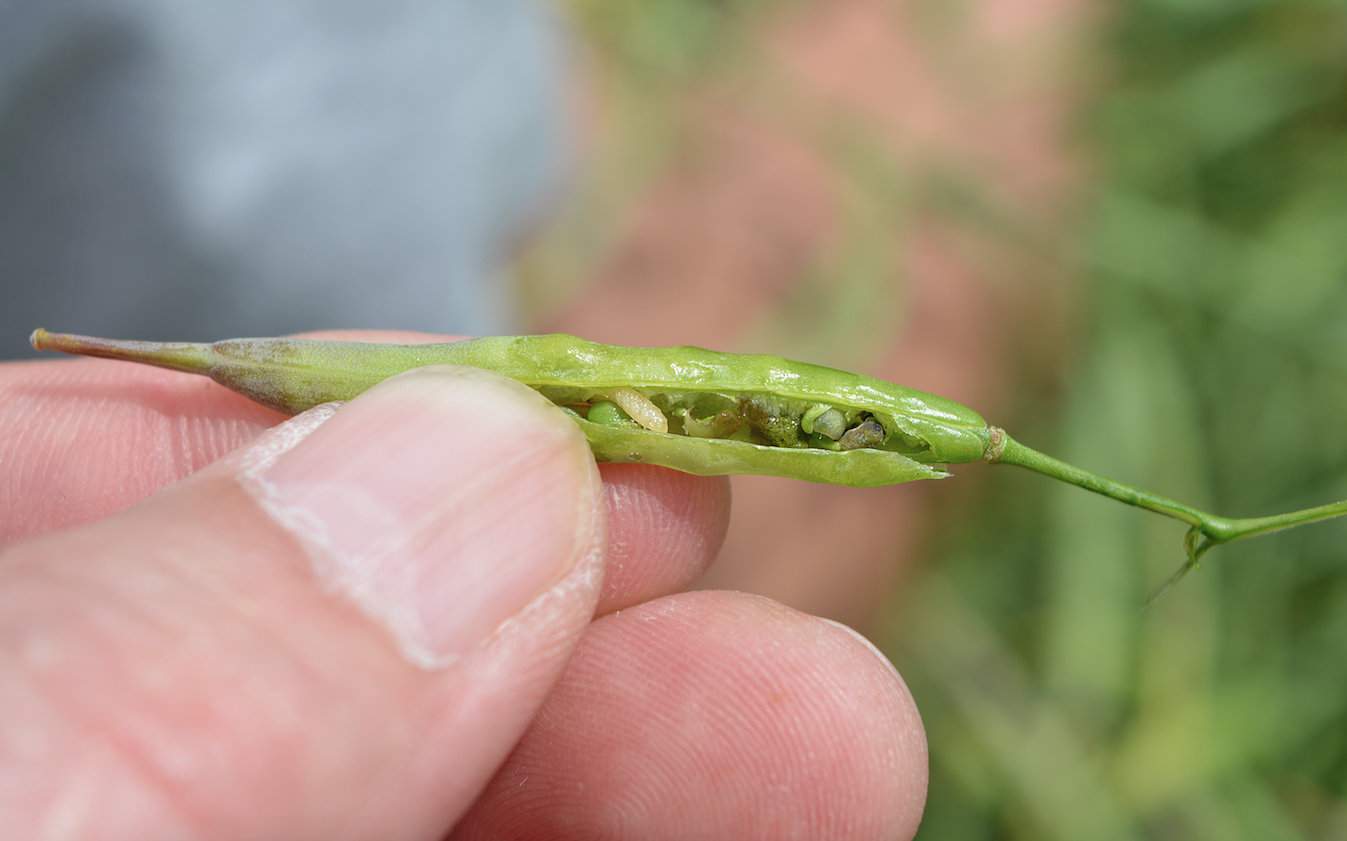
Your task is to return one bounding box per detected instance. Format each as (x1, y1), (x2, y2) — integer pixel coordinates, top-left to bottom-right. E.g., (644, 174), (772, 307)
(30, 327), (60, 352)
(30, 328), (213, 375)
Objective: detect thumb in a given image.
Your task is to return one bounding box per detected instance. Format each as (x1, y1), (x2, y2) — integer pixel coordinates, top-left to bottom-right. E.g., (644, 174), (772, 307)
(1, 366), (605, 840)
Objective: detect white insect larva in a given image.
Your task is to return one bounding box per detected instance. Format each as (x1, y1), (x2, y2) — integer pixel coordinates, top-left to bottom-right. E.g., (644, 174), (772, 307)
(609, 387), (669, 434)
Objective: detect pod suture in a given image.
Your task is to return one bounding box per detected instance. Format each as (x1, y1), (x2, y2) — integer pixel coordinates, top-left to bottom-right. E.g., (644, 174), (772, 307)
(29, 328), (1347, 595)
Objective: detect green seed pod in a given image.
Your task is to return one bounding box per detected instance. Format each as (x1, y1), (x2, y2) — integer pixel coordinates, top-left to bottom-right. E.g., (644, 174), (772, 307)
(29, 330), (988, 486)
(30, 327), (1347, 589)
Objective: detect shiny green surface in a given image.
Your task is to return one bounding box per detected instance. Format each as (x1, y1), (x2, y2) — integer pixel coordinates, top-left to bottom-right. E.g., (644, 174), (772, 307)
(577, 416), (945, 485)
(202, 333), (990, 465)
(31, 330), (982, 484)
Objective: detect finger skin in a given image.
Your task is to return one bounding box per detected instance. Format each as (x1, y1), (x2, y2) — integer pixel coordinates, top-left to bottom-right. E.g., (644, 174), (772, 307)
(596, 464), (729, 612)
(1, 335), (730, 612)
(1, 329), (437, 542)
(0, 358), (282, 541)
(0, 329), (460, 542)
(452, 591), (929, 841)
(0, 368), (607, 839)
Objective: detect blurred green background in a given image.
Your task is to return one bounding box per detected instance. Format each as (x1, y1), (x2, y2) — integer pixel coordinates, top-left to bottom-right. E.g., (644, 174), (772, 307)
(530, 1), (1347, 838)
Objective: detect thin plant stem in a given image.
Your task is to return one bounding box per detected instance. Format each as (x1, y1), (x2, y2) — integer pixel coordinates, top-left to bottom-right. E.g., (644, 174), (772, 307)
(990, 430), (1347, 597)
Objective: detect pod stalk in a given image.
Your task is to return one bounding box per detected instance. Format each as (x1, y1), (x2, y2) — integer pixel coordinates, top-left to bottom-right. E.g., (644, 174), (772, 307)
(991, 429), (1347, 597)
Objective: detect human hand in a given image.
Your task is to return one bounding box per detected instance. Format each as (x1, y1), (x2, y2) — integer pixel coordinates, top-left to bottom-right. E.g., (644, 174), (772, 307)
(0, 334), (927, 840)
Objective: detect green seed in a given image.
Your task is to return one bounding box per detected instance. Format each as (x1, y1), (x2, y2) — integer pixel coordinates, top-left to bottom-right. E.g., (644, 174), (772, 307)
(801, 403), (827, 434)
(839, 417), (887, 451)
(677, 407), (743, 439)
(586, 400), (634, 427)
(813, 408), (848, 440)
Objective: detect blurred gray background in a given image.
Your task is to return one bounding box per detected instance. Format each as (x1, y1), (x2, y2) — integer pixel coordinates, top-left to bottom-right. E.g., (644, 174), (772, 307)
(1, 0), (568, 352)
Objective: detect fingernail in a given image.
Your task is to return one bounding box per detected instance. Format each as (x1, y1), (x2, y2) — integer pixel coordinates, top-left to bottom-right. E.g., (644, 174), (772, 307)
(238, 367), (602, 669)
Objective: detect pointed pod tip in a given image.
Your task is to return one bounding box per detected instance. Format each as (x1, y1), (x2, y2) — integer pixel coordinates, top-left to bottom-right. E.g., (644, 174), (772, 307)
(28, 329), (87, 356)
(20, 330), (212, 375)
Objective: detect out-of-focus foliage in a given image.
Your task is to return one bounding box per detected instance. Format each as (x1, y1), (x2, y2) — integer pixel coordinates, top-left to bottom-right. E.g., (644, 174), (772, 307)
(549, 0), (1347, 837)
(568, 0), (776, 80)
(905, 2), (1347, 839)
(516, 0), (779, 320)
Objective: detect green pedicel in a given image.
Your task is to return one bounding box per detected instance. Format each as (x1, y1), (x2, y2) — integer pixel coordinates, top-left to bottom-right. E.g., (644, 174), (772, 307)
(29, 329), (1347, 592)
